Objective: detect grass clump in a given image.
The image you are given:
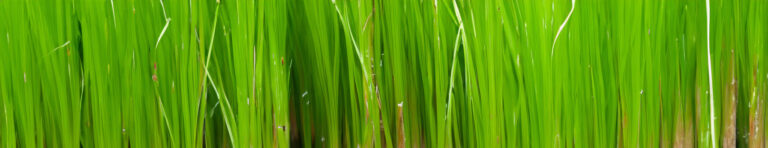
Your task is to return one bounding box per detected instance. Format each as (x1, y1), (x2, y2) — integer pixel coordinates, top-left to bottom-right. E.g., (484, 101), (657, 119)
(1, 0), (767, 147)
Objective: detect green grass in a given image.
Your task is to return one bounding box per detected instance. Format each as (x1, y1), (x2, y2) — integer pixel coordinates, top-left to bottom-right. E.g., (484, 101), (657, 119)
(1, 0), (767, 147)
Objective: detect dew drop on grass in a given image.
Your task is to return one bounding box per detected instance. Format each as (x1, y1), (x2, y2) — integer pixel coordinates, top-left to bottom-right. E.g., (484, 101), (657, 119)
(524, 22), (528, 29)
(302, 91), (308, 98)
(513, 113), (516, 124)
(23, 72), (27, 83)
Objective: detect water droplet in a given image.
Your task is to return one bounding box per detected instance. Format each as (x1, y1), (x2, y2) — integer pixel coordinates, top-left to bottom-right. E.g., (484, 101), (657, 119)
(397, 102), (403, 107)
(302, 91), (308, 98)
(23, 72), (27, 83)
(640, 89), (644, 95)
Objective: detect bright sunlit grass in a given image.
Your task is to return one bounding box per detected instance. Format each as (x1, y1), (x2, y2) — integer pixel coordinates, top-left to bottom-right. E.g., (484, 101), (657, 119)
(0, 0), (767, 147)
